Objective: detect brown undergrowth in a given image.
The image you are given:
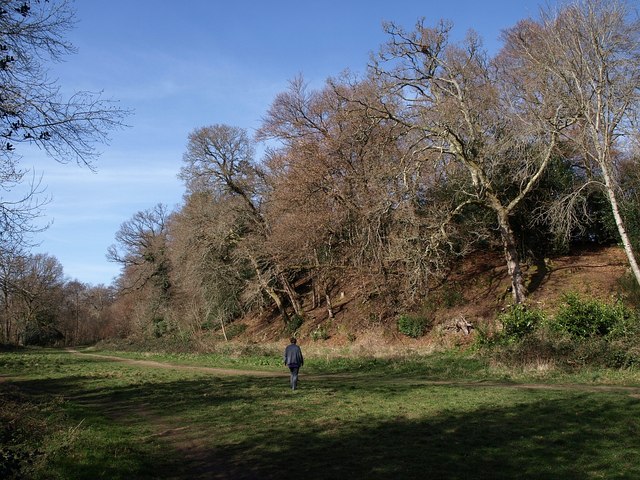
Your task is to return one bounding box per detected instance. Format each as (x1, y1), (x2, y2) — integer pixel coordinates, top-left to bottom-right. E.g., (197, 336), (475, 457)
(236, 244), (630, 349)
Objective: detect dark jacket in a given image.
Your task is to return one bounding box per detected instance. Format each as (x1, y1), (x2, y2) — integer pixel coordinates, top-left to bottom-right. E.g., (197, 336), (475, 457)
(284, 343), (304, 367)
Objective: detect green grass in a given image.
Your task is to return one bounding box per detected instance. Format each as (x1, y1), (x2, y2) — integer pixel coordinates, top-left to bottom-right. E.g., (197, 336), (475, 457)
(2, 347), (640, 479)
(89, 345), (640, 386)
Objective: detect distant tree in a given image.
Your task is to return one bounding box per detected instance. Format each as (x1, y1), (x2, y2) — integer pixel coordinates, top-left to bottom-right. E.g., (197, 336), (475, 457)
(503, 0), (640, 286)
(0, 0), (128, 248)
(61, 280), (86, 344)
(0, 245), (25, 343)
(107, 203), (171, 295)
(83, 284), (116, 341)
(12, 253), (65, 345)
(58, 281), (114, 345)
(107, 204), (172, 337)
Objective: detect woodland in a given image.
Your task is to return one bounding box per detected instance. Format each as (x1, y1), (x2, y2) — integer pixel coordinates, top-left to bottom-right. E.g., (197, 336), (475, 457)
(1, 0), (640, 352)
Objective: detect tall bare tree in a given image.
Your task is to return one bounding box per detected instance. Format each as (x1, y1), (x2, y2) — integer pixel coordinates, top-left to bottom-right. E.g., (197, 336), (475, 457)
(167, 192), (246, 338)
(11, 253), (64, 345)
(0, 244), (24, 343)
(258, 75), (464, 303)
(107, 203), (171, 294)
(502, 0), (640, 287)
(368, 20), (564, 303)
(179, 124), (303, 324)
(107, 203), (173, 337)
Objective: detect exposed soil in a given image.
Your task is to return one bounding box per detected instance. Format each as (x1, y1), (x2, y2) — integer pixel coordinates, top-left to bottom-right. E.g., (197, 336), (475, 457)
(238, 244), (632, 348)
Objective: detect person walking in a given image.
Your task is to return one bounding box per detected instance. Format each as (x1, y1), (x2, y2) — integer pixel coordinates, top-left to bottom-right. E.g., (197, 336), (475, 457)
(283, 337), (304, 390)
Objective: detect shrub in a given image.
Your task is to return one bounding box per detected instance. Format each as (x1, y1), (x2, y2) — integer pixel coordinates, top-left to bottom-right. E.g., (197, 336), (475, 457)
(152, 316), (169, 338)
(472, 323), (494, 348)
(397, 315), (429, 338)
(440, 286), (465, 308)
(618, 272), (640, 309)
(498, 304), (545, 341)
(606, 342), (640, 369)
(422, 286), (465, 313)
(553, 293), (637, 338)
(0, 386), (70, 479)
(310, 324), (330, 341)
(285, 314), (304, 335)
(224, 323), (246, 340)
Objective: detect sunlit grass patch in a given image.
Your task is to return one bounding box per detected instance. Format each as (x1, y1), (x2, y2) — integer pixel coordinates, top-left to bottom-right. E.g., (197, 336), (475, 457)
(2, 347), (640, 479)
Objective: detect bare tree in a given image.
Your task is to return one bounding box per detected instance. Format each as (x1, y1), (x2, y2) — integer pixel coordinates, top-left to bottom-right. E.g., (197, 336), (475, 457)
(503, 0), (640, 286)
(62, 279), (86, 344)
(0, 244), (25, 343)
(179, 124), (303, 325)
(167, 192), (246, 338)
(11, 252), (64, 345)
(107, 203), (171, 294)
(55, 281), (114, 345)
(107, 204), (173, 337)
(0, 0), (129, 249)
(367, 20), (564, 303)
(258, 75), (464, 303)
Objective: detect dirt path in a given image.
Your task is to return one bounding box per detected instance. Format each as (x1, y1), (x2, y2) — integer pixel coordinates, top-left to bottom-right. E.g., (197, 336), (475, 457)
(65, 348), (287, 377)
(6, 349), (639, 479)
(65, 348), (640, 396)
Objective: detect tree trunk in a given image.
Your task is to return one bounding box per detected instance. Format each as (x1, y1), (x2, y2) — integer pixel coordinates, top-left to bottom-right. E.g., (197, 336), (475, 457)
(325, 293), (335, 319)
(249, 256), (289, 324)
(2, 290), (9, 344)
(602, 169), (640, 287)
(220, 316), (228, 342)
(496, 209), (526, 304)
(311, 278), (319, 309)
(279, 272), (304, 318)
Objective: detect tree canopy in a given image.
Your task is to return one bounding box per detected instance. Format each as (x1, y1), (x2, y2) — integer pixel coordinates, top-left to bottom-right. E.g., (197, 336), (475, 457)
(4, 0), (640, 347)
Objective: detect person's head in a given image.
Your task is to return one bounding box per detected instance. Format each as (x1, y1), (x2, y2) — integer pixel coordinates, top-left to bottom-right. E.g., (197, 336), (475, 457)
(290, 337), (297, 344)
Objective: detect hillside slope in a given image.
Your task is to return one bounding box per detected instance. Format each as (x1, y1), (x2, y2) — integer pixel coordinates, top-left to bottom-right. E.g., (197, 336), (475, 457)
(239, 244), (631, 348)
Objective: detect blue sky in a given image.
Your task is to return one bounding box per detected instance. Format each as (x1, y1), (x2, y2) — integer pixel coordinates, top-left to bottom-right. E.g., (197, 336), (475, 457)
(27, 0), (545, 285)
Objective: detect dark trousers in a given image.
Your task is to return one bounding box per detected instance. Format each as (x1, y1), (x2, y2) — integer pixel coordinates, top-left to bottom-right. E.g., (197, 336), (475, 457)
(288, 366), (299, 390)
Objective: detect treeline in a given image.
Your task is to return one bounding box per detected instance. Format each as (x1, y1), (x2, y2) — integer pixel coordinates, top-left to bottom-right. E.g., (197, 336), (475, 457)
(102, 0), (640, 342)
(2, 0), (640, 346)
(0, 0), (127, 346)
(0, 250), (116, 345)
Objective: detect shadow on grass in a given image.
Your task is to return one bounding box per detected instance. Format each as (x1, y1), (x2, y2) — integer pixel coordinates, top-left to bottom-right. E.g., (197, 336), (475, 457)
(222, 391), (640, 479)
(6, 370), (640, 479)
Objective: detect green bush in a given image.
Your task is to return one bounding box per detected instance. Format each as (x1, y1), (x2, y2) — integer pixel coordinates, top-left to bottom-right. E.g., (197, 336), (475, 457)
(498, 304), (544, 341)
(618, 272), (640, 309)
(481, 295), (640, 369)
(152, 316), (169, 338)
(397, 315), (429, 338)
(605, 342), (640, 369)
(553, 293), (637, 338)
(224, 323), (247, 340)
(310, 324), (330, 341)
(285, 314), (304, 335)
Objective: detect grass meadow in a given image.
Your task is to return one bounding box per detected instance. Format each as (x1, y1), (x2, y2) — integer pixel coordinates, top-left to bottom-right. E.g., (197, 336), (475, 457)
(2, 346), (640, 479)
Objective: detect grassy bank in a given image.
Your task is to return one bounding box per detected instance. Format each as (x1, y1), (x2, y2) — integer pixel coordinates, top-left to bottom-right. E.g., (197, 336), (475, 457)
(2, 347), (640, 479)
